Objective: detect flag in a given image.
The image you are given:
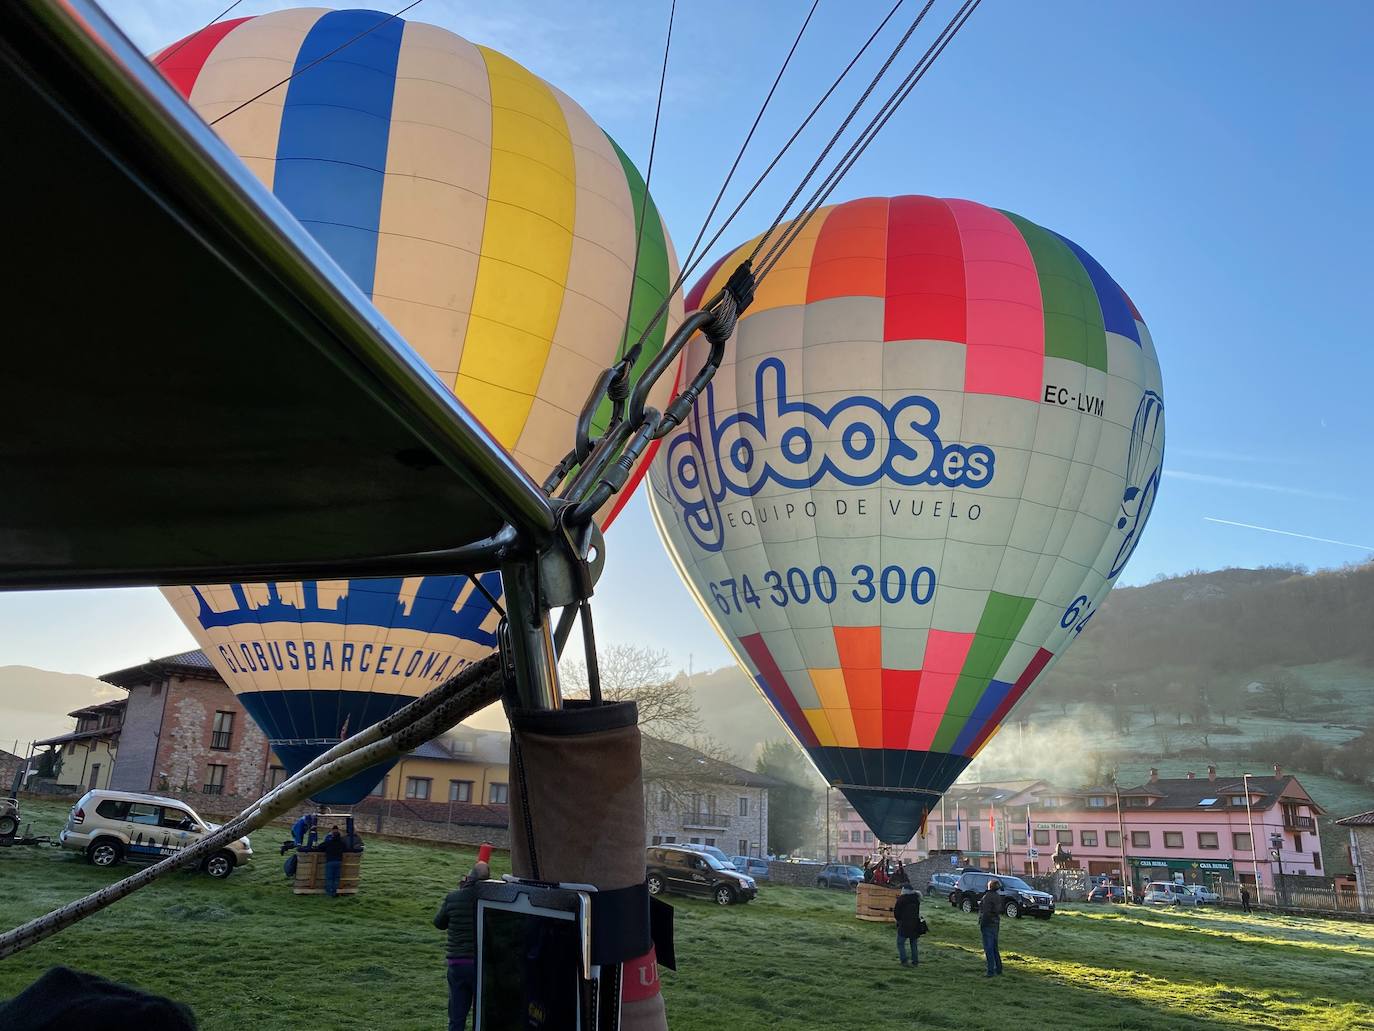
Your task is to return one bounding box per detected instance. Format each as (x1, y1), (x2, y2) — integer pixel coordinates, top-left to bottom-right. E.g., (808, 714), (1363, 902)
(1026, 806), (1033, 841)
(956, 805), (962, 833)
(989, 811), (996, 830)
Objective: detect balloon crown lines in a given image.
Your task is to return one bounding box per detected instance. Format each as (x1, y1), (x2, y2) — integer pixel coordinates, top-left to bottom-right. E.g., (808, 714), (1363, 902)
(667, 357), (996, 552)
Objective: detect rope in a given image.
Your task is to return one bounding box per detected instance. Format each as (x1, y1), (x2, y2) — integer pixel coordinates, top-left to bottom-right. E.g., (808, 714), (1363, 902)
(152, 0), (247, 68)
(619, 0), (677, 369)
(756, 0), (983, 284)
(209, 0), (426, 127)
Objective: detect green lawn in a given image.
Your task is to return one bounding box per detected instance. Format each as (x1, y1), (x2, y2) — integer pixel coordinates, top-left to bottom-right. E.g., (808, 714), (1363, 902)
(3, 800), (1373, 1030)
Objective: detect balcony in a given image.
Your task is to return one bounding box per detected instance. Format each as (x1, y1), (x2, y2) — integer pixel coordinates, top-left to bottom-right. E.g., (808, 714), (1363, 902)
(1283, 814), (1315, 831)
(681, 811), (728, 830)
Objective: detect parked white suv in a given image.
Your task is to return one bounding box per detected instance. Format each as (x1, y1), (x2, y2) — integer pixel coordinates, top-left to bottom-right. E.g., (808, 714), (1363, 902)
(1143, 881), (1199, 906)
(59, 789), (251, 878)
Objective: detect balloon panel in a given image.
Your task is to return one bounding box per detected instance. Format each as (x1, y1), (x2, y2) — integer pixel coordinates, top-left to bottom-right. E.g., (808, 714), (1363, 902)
(154, 9), (681, 801)
(649, 196), (1164, 843)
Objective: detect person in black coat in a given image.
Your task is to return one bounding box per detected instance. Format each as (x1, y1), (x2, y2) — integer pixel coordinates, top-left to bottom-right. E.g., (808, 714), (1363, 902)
(893, 885), (923, 966)
(319, 825), (348, 897)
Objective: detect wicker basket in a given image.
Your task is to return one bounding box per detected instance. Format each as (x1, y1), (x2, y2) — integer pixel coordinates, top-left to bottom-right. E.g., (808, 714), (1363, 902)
(856, 881), (899, 923)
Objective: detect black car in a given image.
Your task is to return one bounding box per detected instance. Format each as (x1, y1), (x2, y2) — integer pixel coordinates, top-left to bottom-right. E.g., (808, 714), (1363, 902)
(948, 871), (1055, 919)
(646, 846), (758, 906)
(1087, 884), (1129, 904)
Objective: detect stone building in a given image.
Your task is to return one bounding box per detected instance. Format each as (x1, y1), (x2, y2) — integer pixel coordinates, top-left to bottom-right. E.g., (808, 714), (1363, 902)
(2, 747), (26, 794)
(642, 739), (776, 859)
(1335, 810), (1374, 912)
(101, 650), (274, 799)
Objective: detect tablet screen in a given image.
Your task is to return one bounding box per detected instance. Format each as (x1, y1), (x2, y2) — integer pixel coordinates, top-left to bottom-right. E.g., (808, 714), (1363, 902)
(479, 906), (581, 1029)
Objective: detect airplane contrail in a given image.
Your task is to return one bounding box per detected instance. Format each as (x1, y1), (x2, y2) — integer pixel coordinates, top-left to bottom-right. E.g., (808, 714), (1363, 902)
(1203, 517), (1373, 552)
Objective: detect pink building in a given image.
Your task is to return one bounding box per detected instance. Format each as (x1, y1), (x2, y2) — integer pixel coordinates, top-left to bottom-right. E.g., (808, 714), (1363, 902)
(834, 766), (1326, 893)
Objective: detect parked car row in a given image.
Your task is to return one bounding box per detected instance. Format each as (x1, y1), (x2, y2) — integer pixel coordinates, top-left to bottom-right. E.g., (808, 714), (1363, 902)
(816, 863), (864, 889)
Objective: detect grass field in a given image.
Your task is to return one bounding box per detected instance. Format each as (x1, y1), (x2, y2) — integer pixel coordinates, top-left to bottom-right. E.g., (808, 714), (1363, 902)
(2, 800), (1372, 1030)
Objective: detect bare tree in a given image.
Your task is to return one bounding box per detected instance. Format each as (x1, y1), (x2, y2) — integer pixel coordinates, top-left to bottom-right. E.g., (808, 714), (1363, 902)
(563, 643), (739, 812)
(562, 644), (701, 741)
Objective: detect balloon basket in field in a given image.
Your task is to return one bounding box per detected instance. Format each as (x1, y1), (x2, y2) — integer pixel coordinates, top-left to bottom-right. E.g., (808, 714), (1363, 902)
(856, 882), (899, 923)
(293, 850), (362, 895)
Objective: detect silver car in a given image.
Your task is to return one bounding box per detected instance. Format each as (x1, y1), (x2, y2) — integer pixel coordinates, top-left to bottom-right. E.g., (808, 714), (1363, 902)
(1143, 881), (1199, 906)
(59, 789), (251, 878)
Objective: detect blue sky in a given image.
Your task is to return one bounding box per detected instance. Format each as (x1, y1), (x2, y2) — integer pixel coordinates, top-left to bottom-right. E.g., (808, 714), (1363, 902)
(1, 0), (1370, 678)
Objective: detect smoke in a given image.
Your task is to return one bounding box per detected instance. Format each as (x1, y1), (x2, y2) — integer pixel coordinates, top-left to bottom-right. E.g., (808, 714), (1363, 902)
(959, 710), (1120, 788)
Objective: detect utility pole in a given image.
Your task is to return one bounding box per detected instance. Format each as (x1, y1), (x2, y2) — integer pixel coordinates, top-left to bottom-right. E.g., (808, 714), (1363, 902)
(825, 785), (831, 863)
(1271, 832), (1286, 907)
(1244, 774), (1262, 903)
(1115, 780), (1130, 896)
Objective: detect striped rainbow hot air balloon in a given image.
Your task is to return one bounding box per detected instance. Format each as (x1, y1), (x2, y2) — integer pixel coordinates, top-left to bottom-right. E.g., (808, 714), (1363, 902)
(156, 7), (681, 802)
(648, 195), (1163, 843)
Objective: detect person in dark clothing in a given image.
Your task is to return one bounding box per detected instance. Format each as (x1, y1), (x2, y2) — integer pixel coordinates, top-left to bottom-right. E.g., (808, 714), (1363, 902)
(1240, 886), (1253, 914)
(893, 885), (922, 966)
(435, 860), (489, 1031)
(862, 859), (874, 883)
(319, 825), (347, 897)
(979, 878), (1003, 976)
(892, 860), (910, 889)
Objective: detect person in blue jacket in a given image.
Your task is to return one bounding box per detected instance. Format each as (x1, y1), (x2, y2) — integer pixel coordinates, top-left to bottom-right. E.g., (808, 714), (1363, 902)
(291, 813), (312, 847)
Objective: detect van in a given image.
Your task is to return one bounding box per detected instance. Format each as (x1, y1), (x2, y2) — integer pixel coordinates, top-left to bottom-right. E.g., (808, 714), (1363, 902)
(59, 789), (252, 878)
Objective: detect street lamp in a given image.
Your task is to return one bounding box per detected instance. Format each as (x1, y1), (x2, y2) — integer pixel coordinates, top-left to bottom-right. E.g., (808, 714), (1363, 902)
(1243, 773), (1262, 902)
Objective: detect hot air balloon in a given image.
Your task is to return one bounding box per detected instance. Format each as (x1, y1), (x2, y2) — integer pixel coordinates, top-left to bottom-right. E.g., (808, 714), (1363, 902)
(648, 195), (1163, 843)
(156, 8), (681, 802)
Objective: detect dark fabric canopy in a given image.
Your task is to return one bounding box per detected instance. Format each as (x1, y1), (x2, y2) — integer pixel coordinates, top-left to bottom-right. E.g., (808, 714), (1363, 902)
(0, 2), (555, 590)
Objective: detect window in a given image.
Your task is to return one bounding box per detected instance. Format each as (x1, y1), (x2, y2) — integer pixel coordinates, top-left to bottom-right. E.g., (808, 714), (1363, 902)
(1131, 831), (1151, 848)
(706, 795), (717, 815)
(690, 837), (701, 845)
(1198, 832), (1219, 850)
(1011, 829), (1027, 845)
(268, 766), (288, 789)
(942, 826), (957, 849)
(969, 827), (982, 852)
(369, 776), (389, 798)
(1198, 798), (1218, 807)
(203, 764), (226, 795)
(1313, 851), (1322, 870)
(705, 838), (716, 847)
(840, 830), (849, 843)
(651, 835), (662, 846)
(210, 711), (234, 751)
(690, 793), (701, 815)
(488, 783), (509, 805)
(449, 780), (473, 803)
(1233, 832), (1252, 851)
(1106, 830), (1121, 848)
(128, 803), (160, 825)
(660, 790), (670, 812)
(151, 681), (163, 697)
(863, 831), (874, 843)
(1164, 831), (1183, 849)
(1034, 829), (1051, 846)
(739, 839), (749, 855)
(1081, 831), (1098, 847)
(1056, 830), (1073, 845)
(739, 796), (749, 817)
(96, 799), (131, 820)
(159, 808), (195, 830)
(1229, 795), (1248, 806)
(1292, 832), (1302, 852)
(664, 836), (676, 844)
(1088, 796), (1106, 807)
(405, 777), (431, 800)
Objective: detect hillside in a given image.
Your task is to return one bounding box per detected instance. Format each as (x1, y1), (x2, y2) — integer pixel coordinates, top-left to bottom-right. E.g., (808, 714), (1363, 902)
(0, 666), (122, 749)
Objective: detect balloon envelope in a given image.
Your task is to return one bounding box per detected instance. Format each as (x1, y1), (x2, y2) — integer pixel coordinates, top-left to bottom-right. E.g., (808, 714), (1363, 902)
(648, 196), (1163, 842)
(156, 8), (681, 802)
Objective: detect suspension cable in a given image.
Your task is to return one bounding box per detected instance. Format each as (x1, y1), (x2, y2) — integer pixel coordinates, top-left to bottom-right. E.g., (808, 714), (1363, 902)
(756, 0), (983, 284)
(152, 0), (247, 67)
(620, 0), (677, 367)
(610, 0), (909, 374)
(209, 0), (426, 126)
(749, 0), (936, 268)
(672, 0), (821, 286)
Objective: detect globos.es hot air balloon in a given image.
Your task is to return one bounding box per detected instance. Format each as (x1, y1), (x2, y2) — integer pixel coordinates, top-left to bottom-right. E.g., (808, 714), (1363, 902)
(648, 196), (1163, 843)
(156, 8), (681, 802)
